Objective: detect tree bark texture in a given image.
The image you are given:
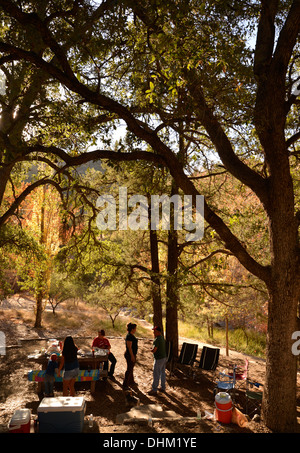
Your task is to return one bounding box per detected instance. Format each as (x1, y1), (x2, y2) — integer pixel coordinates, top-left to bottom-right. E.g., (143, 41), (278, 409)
(149, 227), (163, 331)
(0, 0), (300, 432)
(166, 225), (179, 359)
(165, 184), (180, 358)
(252, 1), (300, 429)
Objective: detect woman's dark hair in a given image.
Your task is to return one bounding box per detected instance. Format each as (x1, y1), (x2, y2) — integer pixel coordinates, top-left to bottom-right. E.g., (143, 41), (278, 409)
(99, 329), (105, 336)
(127, 322), (137, 333)
(62, 335), (78, 358)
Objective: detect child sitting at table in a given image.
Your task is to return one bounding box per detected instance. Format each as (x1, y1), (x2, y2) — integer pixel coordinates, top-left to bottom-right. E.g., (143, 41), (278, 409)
(44, 353), (58, 397)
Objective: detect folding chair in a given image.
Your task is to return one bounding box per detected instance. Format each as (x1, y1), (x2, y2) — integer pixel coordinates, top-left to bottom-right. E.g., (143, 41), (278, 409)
(229, 358), (249, 389)
(214, 366), (236, 401)
(193, 346), (220, 382)
(197, 346), (220, 371)
(245, 378), (263, 417)
(177, 342), (198, 375)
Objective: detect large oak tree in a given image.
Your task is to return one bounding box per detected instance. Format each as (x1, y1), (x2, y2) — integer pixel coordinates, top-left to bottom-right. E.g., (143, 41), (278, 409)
(0, 0), (299, 431)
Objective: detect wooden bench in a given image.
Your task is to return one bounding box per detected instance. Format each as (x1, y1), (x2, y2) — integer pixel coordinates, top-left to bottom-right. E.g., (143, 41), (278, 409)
(28, 369), (107, 393)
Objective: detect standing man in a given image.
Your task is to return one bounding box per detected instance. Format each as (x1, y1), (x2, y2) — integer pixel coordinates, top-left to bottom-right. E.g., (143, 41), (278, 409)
(148, 326), (167, 395)
(92, 329), (117, 379)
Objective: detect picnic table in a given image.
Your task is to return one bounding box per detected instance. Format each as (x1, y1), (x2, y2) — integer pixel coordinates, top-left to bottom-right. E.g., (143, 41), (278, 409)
(27, 349), (108, 393)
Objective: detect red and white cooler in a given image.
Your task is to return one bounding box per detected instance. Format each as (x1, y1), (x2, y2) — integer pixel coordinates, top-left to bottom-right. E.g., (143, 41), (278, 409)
(8, 408), (31, 433)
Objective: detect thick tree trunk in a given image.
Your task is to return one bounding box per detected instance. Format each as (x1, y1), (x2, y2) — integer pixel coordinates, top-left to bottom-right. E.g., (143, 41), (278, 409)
(263, 280), (299, 431)
(260, 131), (300, 431)
(252, 13), (300, 424)
(262, 176), (299, 431)
(262, 203), (300, 431)
(34, 291), (43, 328)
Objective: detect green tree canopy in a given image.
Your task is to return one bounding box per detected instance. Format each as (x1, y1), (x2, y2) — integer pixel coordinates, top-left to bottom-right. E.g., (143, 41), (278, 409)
(0, 0), (299, 432)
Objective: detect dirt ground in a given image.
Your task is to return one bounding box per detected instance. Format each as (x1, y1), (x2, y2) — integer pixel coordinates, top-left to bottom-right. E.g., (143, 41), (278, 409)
(0, 295), (299, 438)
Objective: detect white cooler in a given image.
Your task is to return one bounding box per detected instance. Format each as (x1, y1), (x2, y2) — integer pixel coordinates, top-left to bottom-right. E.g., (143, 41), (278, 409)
(37, 397), (86, 433)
